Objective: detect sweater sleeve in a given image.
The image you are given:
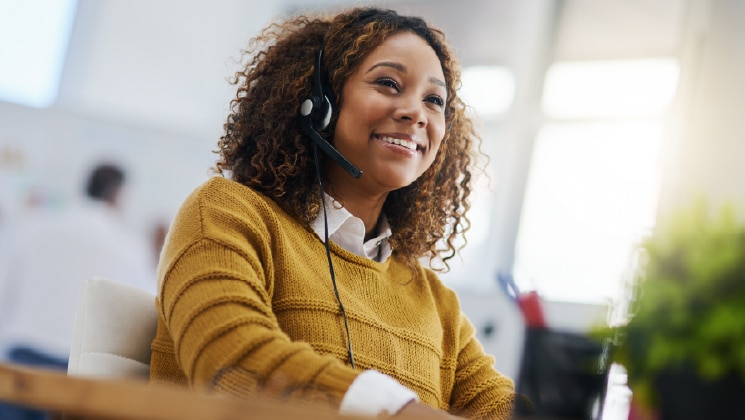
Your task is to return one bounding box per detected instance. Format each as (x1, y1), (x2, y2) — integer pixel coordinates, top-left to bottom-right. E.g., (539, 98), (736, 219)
(157, 183), (359, 409)
(449, 313), (516, 419)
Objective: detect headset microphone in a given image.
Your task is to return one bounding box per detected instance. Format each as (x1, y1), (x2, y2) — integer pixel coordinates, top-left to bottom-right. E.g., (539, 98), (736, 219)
(299, 49), (363, 179)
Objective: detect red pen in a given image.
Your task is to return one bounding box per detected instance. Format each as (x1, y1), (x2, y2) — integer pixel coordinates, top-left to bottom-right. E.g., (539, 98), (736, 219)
(517, 290), (547, 328)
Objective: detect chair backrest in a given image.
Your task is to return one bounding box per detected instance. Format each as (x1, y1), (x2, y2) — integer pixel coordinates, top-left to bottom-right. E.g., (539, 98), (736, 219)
(67, 277), (157, 380)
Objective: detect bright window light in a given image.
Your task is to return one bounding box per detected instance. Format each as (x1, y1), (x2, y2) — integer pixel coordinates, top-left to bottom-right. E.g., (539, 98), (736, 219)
(0, 0), (78, 108)
(459, 66), (515, 117)
(513, 121), (663, 303)
(542, 58), (679, 119)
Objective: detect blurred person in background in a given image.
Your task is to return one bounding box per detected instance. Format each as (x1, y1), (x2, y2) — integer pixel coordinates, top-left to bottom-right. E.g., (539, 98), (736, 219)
(0, 162), (155, 420)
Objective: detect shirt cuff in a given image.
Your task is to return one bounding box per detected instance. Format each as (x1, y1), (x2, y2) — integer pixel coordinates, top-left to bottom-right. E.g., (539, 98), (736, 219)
(338, 370), (419, 417)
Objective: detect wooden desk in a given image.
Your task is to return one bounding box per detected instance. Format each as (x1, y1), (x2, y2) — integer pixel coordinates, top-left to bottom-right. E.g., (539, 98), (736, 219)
(0, 363), (362, 420)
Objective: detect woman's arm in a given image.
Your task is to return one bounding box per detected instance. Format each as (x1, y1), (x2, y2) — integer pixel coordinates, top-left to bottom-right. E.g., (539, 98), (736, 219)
(156, 182), (360, 409)
(448, 313), (516, 419)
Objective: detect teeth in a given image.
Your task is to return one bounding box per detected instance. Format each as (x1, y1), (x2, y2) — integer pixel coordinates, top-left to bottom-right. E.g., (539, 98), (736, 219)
(379, 136), (417, 151)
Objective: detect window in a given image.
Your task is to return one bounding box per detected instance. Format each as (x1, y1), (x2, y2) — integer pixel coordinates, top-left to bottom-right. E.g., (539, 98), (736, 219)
(0, 0), (78, 108)
(513, 58), (679, 303)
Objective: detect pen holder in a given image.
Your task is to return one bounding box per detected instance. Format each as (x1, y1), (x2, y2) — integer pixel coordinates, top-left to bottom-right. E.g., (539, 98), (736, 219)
(513, 327), (611, 420)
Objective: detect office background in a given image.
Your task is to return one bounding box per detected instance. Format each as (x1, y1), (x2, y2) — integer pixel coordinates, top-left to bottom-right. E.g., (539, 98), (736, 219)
(1, 0), (745, 392)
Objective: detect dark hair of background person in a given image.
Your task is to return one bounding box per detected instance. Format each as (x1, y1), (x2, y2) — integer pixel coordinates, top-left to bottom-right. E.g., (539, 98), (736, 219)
(86, 164), (125, 203)
(215, 7), (482, 270)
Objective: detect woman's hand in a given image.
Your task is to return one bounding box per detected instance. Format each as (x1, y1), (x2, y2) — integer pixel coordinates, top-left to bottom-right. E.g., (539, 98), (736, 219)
(395, 401), (465, 419)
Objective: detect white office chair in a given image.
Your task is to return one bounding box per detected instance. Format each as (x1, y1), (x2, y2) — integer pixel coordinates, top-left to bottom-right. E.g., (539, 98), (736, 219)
(67, 277), (157, 380)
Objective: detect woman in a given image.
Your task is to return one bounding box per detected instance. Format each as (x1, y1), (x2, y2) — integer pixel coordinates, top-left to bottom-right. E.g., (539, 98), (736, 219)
(150, 7), (515, 419)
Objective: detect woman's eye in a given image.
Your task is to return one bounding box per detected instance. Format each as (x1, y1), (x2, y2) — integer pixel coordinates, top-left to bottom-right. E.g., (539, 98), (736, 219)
(426, 95), (445, 108)
(376, 78), (399, 90)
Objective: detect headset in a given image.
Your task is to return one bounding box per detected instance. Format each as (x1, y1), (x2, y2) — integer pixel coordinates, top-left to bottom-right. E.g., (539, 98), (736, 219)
(299, 47), (359, 368)
(298, 48), (363, 179)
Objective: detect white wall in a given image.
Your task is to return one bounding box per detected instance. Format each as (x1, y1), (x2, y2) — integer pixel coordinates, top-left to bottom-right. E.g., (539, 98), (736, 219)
(658, 0), (745, 219)
(0, 100), (214, 242)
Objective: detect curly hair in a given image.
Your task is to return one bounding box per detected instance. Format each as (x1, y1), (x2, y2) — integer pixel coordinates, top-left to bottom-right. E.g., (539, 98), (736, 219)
(215, 7), (481, 270)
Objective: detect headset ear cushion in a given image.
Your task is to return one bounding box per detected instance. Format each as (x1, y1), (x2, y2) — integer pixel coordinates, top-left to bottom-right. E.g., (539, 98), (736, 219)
(318, 96), (333, 130)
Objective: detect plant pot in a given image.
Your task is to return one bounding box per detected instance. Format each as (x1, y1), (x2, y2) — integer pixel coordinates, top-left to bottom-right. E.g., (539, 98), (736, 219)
(655, 369), (745, 420)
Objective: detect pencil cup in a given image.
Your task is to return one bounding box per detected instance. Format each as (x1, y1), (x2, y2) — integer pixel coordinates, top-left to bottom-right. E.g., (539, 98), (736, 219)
(513, 327), (611, 420)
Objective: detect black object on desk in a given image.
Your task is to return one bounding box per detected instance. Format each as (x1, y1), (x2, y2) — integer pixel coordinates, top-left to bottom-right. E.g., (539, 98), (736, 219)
(513, 327), (611, 420)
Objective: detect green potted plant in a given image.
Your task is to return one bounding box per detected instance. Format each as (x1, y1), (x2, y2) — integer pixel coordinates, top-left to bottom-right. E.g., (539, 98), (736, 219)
(609, 201), (745, 419)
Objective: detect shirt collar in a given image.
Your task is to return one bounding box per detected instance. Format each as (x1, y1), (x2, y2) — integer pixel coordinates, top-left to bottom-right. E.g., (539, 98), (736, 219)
(310, 193), (392, 262)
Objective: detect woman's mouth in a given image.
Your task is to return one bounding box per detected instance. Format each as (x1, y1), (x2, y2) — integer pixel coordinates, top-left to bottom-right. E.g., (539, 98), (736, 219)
(377, 135), (420, 152)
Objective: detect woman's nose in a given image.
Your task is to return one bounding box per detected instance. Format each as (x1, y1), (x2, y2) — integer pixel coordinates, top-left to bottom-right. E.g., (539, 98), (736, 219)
(395, 96), (426, 127)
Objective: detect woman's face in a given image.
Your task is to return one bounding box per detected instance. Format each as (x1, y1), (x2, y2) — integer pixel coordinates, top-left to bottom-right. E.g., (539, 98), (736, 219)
(330, 31), (447, 195)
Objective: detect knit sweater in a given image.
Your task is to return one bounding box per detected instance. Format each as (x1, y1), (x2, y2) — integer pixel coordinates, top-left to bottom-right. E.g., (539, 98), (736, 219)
(150, 176), (515, 418)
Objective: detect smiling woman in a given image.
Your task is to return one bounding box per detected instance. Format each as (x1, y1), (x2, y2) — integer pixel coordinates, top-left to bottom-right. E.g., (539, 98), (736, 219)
(149, 6), (515, 420)
(330, 32), (447, 217)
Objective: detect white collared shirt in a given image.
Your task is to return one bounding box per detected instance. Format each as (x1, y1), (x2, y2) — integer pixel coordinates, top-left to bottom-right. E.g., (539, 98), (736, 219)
(310, 193), (392, 262)
(309, 193), (417, 416)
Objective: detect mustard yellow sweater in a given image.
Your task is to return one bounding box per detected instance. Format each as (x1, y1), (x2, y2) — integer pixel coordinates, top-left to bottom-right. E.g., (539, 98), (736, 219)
(150, 176), (514, 418)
